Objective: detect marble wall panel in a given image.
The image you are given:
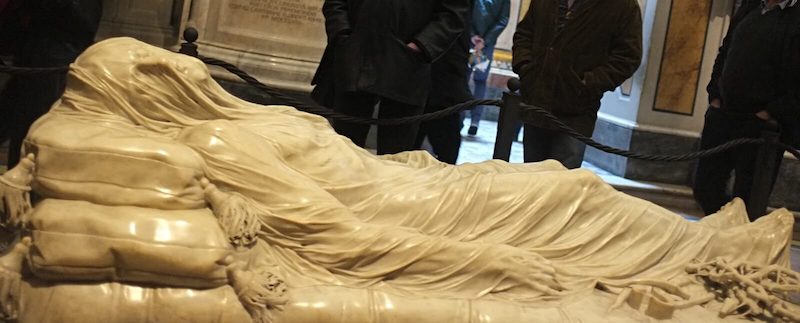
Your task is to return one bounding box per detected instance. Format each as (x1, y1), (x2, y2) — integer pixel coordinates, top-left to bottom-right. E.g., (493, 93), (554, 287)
(585, 118), (633, 176)
(653, 0), (713, 115)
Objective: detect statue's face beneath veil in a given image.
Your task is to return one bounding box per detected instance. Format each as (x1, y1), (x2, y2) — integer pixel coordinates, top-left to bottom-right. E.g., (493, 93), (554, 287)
(76, 37), (212, 87)
(72, 37), (221, 121)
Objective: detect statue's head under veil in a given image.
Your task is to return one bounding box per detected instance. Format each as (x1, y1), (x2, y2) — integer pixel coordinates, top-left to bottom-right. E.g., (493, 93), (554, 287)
(55, 37), (267, 134)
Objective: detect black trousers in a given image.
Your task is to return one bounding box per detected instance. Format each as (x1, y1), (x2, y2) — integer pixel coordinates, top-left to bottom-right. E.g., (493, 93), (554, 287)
(415, 105), (462, 164)
(692, 108), (784, 217)
(332, 92), (424, 155)
(523, 125), (587, 169)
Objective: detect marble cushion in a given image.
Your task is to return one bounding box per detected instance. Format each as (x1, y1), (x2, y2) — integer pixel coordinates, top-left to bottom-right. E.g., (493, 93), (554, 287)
(27, 199), (232, 289)
(18, 281), (250, 323)
(24, 114), (206, 210)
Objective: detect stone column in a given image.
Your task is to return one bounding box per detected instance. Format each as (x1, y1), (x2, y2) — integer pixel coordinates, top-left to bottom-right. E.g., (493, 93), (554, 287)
(188, 0), (326, 92)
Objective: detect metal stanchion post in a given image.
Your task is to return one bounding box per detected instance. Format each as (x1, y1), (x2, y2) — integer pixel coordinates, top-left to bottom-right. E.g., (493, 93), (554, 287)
(747, 120), (781, 221)
(179, 27), (199, 57)
(493, 78), (522, 161)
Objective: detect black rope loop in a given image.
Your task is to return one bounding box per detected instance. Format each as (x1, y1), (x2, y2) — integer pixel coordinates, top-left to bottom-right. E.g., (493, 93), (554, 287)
(519, 103), (798, 162)
(0, 64), (69, 75)
(200, 56), (496, 125)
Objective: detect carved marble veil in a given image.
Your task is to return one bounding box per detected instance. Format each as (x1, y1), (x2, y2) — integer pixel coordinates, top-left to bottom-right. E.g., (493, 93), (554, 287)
(1, 37), (796, 322)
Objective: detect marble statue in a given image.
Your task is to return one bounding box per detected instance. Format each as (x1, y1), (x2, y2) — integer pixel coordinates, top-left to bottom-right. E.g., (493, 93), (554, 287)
(0, 37), (798, 322)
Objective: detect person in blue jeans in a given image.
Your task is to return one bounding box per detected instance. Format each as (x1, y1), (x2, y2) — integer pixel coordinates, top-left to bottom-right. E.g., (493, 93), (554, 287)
(465, 0), (510, 136)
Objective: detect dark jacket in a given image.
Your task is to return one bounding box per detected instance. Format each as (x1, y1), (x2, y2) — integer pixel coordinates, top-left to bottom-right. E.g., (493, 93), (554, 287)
(512, 0), (642, 135)
(472, 0), (510, 48)
(13, 0), (102, 67)
(0, 0), (102, 166)
(311, 0), (470, 108)
(707, 2), (800, 146)
(429, 5), (474, 108)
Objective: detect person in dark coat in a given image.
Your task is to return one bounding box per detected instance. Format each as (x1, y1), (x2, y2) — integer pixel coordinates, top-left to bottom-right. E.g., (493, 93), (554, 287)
(0, 0), (103, 167)
(693, 0), (800, 219)
(312, 0), (470, 155)
(415, 1), (474, 164)
(512, 0), (642, 169)
(464, 0), (510, 136)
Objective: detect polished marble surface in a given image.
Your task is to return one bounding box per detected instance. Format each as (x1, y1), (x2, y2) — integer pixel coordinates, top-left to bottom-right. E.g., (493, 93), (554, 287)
(456, 118), (800, 276)
(653, 0), (711, 115)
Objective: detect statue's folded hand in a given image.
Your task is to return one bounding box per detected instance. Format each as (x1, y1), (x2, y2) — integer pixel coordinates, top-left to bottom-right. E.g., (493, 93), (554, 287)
(488, 245), (563, 297)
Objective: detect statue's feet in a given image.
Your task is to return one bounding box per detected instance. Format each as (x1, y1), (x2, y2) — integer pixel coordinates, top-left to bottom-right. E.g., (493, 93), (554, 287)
(697, 198), (750, 230)
(703, 208), (794, 265)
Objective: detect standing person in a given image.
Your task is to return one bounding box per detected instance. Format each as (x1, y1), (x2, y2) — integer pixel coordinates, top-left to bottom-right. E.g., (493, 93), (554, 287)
(312, 0), (470, 155)
(693, 0), (799, 218)
(512, 0), (642, 168)
(464, 0), (510, 136)
(0, 0), (103, 167)
(415, 1), (474, 164)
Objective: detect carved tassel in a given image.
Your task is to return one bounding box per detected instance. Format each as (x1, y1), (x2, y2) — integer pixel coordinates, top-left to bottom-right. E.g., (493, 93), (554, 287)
(228, 265), (288, 323)
(202, 179), (261, 247)
(0, 266), (20, 321)
(0, 154), (35, 228)
(0, 237), (31, 320)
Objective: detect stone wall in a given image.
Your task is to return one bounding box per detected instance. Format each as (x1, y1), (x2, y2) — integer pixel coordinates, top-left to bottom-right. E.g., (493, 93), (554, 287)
(96, 0), (188, 48)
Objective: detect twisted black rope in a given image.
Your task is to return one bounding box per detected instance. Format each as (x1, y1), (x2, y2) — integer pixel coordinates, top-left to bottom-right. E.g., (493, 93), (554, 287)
(520, 103), (800, 161)
(0, 64), (69, 75)
(200, 56), (495, 126)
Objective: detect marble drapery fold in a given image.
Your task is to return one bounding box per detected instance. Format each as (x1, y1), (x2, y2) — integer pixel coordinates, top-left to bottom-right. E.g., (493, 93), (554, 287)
(21, 38), (797, 321)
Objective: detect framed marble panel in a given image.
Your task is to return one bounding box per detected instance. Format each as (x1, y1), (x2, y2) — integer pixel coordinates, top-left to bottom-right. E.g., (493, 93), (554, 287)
(189, 0), (327, 91)
(652, 0), (713, 115)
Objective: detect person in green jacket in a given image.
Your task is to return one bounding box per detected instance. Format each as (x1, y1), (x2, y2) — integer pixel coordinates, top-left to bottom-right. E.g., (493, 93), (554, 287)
(464, 0), (510, 136)
(512, 0), (642, 168)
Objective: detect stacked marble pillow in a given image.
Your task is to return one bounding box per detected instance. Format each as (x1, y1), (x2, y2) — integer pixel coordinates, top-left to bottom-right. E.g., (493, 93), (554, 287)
(14, 116), (251, 322)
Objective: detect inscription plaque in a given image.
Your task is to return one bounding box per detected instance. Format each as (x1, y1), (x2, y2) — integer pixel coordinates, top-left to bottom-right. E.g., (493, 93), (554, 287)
(191, 0), (328, 91)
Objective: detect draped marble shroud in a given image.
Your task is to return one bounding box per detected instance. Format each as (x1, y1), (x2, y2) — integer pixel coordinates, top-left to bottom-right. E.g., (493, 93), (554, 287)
(26, 38), (794, 316)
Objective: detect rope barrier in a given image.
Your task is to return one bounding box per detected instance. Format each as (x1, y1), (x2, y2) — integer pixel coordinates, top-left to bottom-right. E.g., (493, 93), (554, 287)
(518, 103), (800, 162)
(1, 56), (798, 163)
(0, 64), (68, 75)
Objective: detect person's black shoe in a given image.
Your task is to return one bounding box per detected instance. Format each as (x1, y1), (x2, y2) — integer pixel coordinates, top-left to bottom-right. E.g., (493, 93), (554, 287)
(468, 125), (478, 136)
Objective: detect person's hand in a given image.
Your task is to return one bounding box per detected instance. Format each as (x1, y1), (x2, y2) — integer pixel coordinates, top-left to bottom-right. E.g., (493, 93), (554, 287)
(471, 35), (485, 51)
(755, 110), (771, 120)
(709, 98), (721, 108)
(407, 42), (421, 53)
